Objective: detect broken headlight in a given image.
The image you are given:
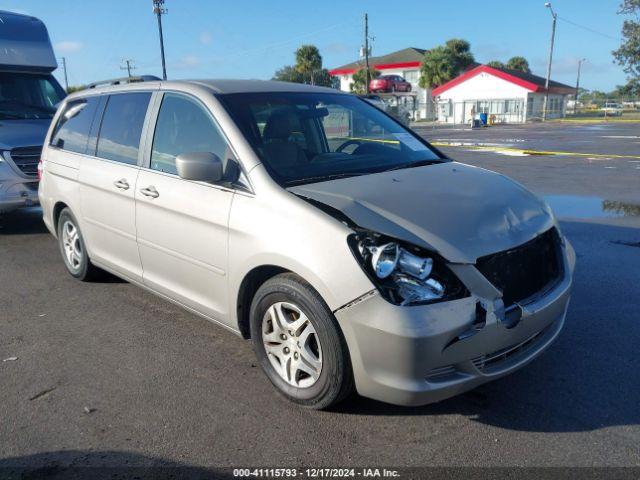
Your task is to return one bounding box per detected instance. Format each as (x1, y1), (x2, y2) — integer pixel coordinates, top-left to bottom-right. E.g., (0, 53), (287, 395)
(348, 233), (468, 306)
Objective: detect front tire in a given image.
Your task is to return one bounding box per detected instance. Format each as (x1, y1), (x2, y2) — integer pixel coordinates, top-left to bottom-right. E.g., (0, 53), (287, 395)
(249, 273), (354, 409)
(57, 208), (101, 281)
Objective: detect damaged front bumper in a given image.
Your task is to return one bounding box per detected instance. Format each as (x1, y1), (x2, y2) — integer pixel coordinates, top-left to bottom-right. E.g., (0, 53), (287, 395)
(334, 240), (575, 406)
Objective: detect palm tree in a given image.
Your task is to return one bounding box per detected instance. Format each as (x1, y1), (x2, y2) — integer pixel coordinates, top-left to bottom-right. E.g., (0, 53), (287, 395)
(295, 45), (322, 85)
(486, 60), (506, 69)
(419, 39), (476, 89)
(506, 56), (531, 73)
(419, 46), (457, 88)
(350, 67), (379, 94)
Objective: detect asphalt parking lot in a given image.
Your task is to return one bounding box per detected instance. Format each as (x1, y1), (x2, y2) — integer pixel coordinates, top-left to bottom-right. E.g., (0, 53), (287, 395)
(1, 121), (639, 472)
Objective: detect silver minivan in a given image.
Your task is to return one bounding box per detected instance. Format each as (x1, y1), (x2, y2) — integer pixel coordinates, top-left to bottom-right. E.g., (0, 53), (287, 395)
(39, 79), (575, 409)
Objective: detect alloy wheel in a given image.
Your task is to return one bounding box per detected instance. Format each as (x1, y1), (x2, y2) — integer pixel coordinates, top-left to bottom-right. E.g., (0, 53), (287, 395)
(261, 301), (322, 388)
(61, 220), (83, 270)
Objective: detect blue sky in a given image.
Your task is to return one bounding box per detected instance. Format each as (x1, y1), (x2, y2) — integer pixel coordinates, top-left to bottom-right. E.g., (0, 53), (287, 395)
(2, 0), (630, 91)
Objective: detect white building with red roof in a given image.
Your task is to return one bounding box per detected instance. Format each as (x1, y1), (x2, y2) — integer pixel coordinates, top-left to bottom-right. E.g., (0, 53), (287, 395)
(329, 47), (436, 120)
(431, 64), (575, 124)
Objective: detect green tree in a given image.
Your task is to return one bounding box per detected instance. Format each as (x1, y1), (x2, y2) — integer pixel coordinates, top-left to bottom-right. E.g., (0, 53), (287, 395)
(613, 0), (640, 78)
(419, 38), (475, 89)
(350, 67), (379, 94)
(313, 68), (336, 88)
(66, 85), (86, 94)
(506, 56), (531, 73)
(295, 44), (322, 85)
(444, 39), (475, 70)
(613, 77), (640, 97)
(486, 60), (506, 69)
(272, 65), (303, 83)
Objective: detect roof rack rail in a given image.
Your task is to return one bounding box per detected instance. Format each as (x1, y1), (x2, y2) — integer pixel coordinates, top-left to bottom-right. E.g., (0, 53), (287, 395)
(87, 75), (161, 89)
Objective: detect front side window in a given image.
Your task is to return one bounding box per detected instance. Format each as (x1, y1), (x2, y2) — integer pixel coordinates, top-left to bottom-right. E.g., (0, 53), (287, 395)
(50, 97), (100, 154)
(220, 92), (443, 187)
(96, 92), (151, 165)
(0, 73), (65, 120)
(151, 93), (233, 175)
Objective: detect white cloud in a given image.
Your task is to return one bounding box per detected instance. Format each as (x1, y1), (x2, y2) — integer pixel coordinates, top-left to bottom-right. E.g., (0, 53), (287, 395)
(199, 31), (213, 46)
(55, 41), (83, 53)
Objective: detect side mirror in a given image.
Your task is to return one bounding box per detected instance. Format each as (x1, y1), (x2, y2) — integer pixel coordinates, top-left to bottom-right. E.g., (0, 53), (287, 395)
(175, 152), (223, 183)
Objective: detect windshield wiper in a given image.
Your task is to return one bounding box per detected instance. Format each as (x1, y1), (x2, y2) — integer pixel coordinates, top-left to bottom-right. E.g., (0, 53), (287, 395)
(382, 159), (444, 173)
(286, 172), (371, 186)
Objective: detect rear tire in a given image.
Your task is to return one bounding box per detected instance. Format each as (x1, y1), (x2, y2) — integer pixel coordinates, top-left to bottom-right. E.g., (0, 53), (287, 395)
(57, 208), (102, 281)
(249, 273), (354, 410)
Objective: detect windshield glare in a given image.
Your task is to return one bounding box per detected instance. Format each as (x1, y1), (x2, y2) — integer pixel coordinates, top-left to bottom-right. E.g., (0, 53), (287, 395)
(0, 73), (65, 120)
(220, 92), (444, 186)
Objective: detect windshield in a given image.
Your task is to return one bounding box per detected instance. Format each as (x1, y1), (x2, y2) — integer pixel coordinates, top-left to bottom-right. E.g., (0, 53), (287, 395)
(219, 92), (445, 186)
(0, 73), (65, 120)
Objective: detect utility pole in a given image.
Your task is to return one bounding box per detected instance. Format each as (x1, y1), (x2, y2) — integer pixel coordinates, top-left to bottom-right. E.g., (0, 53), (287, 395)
(574, 58), (585, 114)
(120, 59), (136, 78)
(152, 0), (168, 80)
(60, 57), (69, 92)
(364, 13), (370, 94)
(542, 2), (557, 121)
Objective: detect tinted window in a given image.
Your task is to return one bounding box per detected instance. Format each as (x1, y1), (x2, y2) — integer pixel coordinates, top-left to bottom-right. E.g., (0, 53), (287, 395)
(50, 97), (100, 154)
(151, 93), (232, 175)
(96, 92), (150, 165)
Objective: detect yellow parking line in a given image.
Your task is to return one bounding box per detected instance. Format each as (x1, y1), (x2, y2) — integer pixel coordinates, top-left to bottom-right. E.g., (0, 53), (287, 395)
(346, 137), (400, 145)
(550, 118), (640, 124)
(430, 142), (640, 160)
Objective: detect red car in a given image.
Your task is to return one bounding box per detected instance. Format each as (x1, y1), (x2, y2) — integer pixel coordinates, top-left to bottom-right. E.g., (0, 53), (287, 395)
(369, 75), (412, 93)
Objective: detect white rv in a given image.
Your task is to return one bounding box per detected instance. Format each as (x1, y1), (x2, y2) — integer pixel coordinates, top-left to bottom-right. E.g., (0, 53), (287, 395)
(0, 10), (66, 213)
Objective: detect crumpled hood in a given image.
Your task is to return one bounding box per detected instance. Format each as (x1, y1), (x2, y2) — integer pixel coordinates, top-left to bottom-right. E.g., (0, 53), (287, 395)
(0, 119), (50, 150)
(289, 162), (554, 263)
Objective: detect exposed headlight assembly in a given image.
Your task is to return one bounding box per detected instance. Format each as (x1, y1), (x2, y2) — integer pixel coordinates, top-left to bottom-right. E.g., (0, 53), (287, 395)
(349, 233), (468, 306)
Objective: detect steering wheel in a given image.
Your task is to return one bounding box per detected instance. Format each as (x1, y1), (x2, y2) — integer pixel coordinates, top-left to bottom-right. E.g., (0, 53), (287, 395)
(335, 139), (363, 153)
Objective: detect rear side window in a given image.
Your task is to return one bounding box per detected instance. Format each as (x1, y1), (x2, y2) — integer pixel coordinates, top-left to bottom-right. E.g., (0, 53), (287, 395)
(50, 97), (100, 154)
(150, 93), (231, 175)
(96, 92), (151, 165)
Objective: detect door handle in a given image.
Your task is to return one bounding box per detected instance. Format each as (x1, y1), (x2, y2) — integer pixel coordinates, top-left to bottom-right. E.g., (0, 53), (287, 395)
(140, 185), (159, 199)
(113, 178), (129, 190)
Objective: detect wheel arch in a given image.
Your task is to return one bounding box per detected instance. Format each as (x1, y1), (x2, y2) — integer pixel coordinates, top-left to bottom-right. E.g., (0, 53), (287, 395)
(52, 201), (70, 233)
(235, 265), (290, 339)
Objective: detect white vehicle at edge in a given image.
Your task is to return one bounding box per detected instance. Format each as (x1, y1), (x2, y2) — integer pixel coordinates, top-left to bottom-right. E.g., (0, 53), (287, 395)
(601, 102), (623, 116)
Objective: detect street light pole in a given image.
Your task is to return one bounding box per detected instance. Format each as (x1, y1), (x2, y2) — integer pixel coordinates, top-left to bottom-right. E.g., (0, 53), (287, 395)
(575, 58), (585, 114)
(152, 0), (168, 81)
(542, 2), (557, 121)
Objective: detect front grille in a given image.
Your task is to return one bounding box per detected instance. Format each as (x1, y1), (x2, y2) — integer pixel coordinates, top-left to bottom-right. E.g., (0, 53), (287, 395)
(9, 146), (41, 176)
(472, 327), (548, 372)
(475, 228), (561, 307)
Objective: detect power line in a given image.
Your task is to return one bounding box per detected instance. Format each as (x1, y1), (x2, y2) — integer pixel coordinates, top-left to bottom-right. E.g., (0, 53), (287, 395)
(120, 59), (137, 78)
(557, 16), (621, 41)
